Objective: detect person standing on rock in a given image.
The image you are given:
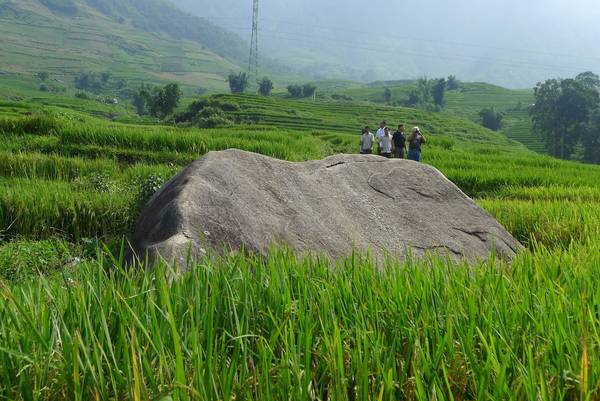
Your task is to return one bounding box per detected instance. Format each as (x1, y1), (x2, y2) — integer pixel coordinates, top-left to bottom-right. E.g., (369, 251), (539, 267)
(392, 124), (407, 159)
(407, 127), (426, 162)
(379, 127), (393, 158)
(376, 121), (387, 155)
(360, 126), (375, 154)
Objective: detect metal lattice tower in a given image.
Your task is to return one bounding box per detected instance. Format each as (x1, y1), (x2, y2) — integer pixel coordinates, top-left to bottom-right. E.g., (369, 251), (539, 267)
(248, 0), (259, 77)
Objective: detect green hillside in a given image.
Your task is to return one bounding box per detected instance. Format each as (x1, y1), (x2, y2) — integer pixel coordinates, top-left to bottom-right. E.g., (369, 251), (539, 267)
(324, 81), (546, 153)
(1, 89), (600, 398)
(0, 0), (247, 93)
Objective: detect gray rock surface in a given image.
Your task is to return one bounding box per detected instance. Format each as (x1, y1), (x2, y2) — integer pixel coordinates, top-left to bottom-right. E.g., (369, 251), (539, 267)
(130, 149), (521, 268)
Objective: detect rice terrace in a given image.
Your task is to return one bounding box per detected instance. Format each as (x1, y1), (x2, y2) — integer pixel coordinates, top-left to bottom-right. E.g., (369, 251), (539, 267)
(1, 0), (600, 400)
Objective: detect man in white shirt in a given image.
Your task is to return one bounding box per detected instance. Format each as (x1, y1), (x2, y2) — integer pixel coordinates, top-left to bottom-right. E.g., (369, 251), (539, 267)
(360, 126), (375, 154)
(379, 127), (393, 158)
(376, 121), (387, 155)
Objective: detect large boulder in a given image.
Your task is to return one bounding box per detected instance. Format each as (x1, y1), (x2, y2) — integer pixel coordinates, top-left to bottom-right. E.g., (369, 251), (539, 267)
(130, 150), (521, 268)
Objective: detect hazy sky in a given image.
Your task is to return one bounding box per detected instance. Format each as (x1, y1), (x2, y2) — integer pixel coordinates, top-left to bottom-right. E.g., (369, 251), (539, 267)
(172, 0), (600, 87)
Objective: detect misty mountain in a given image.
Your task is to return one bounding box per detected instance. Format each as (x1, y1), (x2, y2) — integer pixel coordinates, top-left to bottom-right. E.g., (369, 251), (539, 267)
(0, 0), (252, 91)
(170, 0), (600, 88)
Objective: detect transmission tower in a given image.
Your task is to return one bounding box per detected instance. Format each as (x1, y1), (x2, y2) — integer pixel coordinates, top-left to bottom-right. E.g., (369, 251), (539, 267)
(248, 0), (259, 77)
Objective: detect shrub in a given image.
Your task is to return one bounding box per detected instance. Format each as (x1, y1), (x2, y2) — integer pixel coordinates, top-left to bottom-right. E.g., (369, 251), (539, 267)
(480, 107), (504, 131)
(228, 72), (249, 94)
(432, 78), (447, 107)
(137, 174), (168, 207)
(213, 100), (240, 112)
(383, 87), (392, 104)
(36, 72), (49, 81)
(447, 75), (460, 90)
(136, 83), (182, 118)
(287, 84), (303, 98)
(302, 83), (317, 98)
(75, 92), (89, 100)
(331, 94), (353, 101)
(258, 77), (274, 96)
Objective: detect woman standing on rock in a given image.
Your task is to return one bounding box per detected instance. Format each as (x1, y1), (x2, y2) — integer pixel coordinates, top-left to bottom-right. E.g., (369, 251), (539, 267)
(408, 127), (426, 162)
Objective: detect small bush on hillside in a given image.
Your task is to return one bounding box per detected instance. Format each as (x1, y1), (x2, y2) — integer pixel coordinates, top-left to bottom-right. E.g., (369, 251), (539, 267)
(287, 84), (317, 98)
(75, 92), (89, 100)
(137, 174), (168, 207)
(383, 87), (392, 104)
(447, 75), (460, 90)
(406, 91), (421, 106)
(432, 78), (447, 107)
(258, 77), (274, 96)
(36, 72), (49, 82)
(197, 114), (232, 128)
(302, 84), (317, 98)
(174, 98), (237, 127)
(215, 101), (241, 112)
(228, 72), (249, 94)
(331, 94), (353, 101)
(74, 72), (104, 92)
(287, 84), (303, 98)
(480, 107), (504, 131)
(135, 83), (182, 118)
(39, 84), (65, 93)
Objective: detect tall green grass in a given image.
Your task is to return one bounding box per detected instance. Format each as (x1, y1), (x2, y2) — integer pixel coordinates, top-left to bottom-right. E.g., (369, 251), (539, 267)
(0, 178), (136, 241)
(0, 247), (598, 400)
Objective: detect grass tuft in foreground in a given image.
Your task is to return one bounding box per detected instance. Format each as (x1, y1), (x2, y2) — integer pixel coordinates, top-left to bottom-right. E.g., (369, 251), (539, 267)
(0, 246), (598, 400)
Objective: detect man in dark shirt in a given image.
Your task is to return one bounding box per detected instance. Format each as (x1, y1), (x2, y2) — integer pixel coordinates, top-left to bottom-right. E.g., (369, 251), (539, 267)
(392, 124), (407, 159)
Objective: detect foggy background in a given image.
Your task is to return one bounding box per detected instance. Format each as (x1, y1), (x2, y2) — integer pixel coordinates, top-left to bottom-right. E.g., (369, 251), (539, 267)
(171, 0), (600, 88)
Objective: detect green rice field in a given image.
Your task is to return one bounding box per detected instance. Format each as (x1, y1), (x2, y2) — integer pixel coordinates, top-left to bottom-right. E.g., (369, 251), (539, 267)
(0, 93), (599, 400)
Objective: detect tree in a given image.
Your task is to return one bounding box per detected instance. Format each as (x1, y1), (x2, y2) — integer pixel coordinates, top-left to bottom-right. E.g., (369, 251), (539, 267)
(36, 72), (49, 82)
(74, 72), (103, 92)
(383, 87), (392, 104)
(228, 72), (249, 94)
(406, 91), (421, 106)
(134, 84), (151, 116)
(149, 83), (181, 118)
(287, 84), (303, 98)
(302, 83), (317, 98)
(530, 76), (599, 159)
(581, 107), (600, 163)
(575, 71), (600, 91)
(157, 83), (182, 117)
(446, 75), (460, 90)
(479, 107), (504, 131)
(416, 77), (432, 105)
(258, 77), (274, 96)
(135, 83), (181, 118)
(100, 72), (112, 83)
(431, 78), (447, 107)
